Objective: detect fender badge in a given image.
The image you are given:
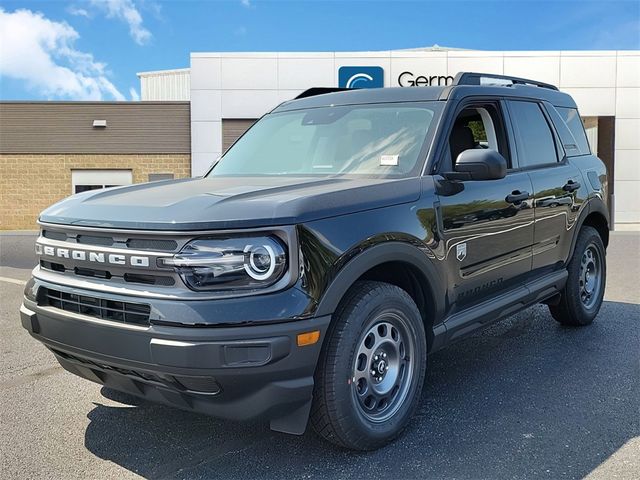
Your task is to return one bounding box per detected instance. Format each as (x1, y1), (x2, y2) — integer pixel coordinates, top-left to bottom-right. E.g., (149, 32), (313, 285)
(456, 243), (467, 262)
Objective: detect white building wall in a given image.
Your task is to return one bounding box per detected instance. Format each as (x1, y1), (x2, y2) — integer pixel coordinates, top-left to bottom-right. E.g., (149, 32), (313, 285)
(613, 52), (640, 224)
(188, 49), (640, 224)
(138, 68), (191, 101)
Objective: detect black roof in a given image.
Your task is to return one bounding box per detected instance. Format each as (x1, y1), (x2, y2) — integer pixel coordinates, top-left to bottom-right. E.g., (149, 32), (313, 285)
(274, 72), (578, 112)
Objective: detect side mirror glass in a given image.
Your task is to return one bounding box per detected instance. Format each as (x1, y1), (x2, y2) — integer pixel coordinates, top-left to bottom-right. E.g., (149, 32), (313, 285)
(444, 148), (507, 181)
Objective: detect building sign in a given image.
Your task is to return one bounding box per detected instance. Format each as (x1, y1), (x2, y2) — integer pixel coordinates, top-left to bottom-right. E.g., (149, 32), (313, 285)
(338, 66), (384, 89)
(397, 71), (454, 87)
(337, 66), (454, 88)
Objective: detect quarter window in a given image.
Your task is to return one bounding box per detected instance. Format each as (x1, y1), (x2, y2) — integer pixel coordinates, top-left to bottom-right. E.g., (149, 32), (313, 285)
(509, 101), (558, 168)
(557, 107), (591, 155)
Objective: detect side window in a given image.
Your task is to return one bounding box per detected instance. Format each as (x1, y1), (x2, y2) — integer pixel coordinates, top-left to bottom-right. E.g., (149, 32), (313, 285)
(447, 103), (510, 170)
(508, 101), (558, 168)
(557, 107), (591, 155)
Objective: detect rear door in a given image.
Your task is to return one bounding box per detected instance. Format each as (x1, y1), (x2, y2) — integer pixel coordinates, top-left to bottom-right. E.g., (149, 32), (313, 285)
(506, 100), (585, 273)
(435, 100), (535, 314)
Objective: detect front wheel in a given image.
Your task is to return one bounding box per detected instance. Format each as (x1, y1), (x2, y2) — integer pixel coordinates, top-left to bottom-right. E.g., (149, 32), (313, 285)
(311, 281), (427, 450)
(549, 226), (606, 326)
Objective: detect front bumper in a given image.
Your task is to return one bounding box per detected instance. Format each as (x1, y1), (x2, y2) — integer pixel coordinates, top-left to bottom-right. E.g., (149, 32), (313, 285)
(20, 290), (331, 434)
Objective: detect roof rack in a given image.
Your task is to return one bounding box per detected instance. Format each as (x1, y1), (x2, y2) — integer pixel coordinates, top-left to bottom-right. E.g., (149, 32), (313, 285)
(453, 72), (558, 91)
(294, 87), (351, 99)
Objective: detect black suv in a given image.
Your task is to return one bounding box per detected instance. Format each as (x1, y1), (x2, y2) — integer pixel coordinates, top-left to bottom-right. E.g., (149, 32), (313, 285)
(21, 72), (609, 450)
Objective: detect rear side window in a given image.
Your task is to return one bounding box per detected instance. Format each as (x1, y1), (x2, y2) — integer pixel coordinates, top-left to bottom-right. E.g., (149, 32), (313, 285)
(508, 101), (558, 168)
(557, 107), (591, 155)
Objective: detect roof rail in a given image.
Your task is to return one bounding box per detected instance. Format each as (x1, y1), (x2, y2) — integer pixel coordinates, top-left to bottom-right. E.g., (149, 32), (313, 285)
(453, 72), (559, 91)
(294, 87), (351, 99)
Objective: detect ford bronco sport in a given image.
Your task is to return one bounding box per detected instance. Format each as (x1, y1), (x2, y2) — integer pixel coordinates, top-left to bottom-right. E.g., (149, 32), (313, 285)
(21, 72), (609, 450)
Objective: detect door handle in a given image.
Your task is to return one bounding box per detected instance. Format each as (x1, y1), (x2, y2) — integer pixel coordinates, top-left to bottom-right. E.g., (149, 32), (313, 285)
(563, 180), (581, 192)
(506, 190), (530, 203)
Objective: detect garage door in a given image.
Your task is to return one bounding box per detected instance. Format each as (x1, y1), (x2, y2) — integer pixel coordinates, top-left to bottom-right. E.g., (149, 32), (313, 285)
(222, 119), (257, 152)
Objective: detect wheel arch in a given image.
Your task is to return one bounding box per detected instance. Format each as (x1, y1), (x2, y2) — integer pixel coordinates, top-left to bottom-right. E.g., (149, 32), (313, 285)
(568, 199), (610, 262)
(315, 242), (446, 350)
(582, 211), (610, 248)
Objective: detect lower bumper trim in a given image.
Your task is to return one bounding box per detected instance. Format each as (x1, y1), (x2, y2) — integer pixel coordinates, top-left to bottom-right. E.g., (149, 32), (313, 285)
(20, 303), (39, 334)
(21, 297), (331, 427)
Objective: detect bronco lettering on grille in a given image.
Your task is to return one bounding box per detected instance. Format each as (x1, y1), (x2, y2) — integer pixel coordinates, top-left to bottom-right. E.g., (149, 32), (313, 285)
(36, 243), (150, 267)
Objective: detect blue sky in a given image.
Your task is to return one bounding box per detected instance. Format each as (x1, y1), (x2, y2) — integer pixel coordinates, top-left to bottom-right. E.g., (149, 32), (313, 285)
(1, 0), (638, 101)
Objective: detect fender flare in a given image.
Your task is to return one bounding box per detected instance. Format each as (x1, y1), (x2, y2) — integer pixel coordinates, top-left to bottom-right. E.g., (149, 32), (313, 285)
(315, 241), (446, 320)
(567, 198), (610, 262)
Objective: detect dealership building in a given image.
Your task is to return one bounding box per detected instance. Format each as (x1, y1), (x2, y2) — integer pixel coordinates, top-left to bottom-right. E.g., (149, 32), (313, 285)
(1, 46), (638, 229)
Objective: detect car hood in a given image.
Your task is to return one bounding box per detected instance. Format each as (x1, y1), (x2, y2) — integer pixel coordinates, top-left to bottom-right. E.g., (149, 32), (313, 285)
(39, 176), (421, 230)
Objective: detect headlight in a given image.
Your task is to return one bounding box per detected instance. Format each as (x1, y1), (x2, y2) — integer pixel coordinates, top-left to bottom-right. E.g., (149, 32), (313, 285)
(159, 236), (287, 291)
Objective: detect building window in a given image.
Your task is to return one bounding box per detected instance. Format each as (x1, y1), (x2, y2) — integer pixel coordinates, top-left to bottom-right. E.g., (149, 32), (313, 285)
(71, 169), (132, 194)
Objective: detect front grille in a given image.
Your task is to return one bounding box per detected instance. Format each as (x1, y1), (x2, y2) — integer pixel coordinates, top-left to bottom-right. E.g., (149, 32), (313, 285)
(77, 234), (114, 247)
(41, 230), (180, 252)
(42, 230), (67, 242)
(123, 272), (175, 286)
(39, 261), (176, 286)
(40, 260), (65, 272)
(39, 287), (151, 326)
(126, 238), (178, 251)
(38, 227), (186, 292)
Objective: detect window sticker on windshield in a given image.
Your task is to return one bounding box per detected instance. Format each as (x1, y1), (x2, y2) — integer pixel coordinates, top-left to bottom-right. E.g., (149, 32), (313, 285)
(380, 154), (399, 166)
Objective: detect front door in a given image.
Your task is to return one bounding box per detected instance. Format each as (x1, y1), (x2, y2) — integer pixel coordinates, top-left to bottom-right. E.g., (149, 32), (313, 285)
(435, 101), (535, 314)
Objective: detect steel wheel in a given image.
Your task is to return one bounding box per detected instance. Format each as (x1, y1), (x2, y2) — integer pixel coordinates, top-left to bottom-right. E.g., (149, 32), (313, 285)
(579, 243), (602, 310)
(351, 313), (415, 423)
(549, 226), (606, 327)
(312, 281), (427, 450)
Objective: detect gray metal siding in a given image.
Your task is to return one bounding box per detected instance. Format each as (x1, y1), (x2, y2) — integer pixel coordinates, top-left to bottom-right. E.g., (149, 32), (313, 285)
(0, 102), (190, 154)
(222, 119), (256, 152)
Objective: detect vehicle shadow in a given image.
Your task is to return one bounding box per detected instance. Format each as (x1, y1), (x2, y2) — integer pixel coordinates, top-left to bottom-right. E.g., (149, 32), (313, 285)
(84, 301), (639, 479)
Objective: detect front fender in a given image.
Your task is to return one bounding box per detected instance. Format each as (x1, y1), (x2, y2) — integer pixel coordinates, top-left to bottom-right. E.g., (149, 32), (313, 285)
(314, 241), (446, 320)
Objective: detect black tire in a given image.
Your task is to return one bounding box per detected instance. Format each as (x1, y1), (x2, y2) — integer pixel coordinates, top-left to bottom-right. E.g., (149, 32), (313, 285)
(549, 226), (606, 326)
(310, 281), (427, 450)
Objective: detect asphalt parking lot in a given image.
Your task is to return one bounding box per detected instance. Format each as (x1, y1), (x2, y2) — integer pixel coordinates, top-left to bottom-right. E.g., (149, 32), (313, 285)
(1, 231), (638, 480)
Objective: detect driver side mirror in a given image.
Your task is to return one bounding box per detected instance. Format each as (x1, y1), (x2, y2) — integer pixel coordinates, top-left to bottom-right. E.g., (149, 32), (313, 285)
(443, 148), (507, 181)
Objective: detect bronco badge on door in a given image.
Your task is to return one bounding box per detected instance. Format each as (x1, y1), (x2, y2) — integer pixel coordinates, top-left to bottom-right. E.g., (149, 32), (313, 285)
(456, 243), (467, 261)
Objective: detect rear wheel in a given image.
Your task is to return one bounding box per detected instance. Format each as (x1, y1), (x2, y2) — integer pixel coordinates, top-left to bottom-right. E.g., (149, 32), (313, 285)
(311, 281), (427, 450)
(549, 226), (606, 326)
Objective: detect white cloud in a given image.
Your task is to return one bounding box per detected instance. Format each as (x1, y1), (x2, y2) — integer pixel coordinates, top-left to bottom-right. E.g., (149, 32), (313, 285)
(0, 8), (125, 100)
(240, 0), (252, 8)
(67, 6), (91, 18)
(129, 86), (140, 101)
(89, 0), (151, 45)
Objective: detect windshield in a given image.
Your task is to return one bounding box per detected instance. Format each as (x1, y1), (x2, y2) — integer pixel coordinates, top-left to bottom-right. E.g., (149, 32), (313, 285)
(208, 102), (443, 178)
